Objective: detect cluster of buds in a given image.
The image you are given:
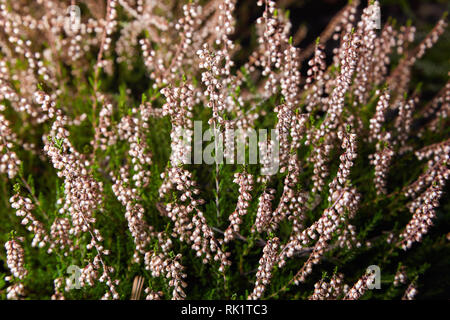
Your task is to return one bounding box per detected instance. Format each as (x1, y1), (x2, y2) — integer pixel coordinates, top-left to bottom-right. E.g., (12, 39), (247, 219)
(49, 216), (74, 255)
(5, 239), (27, 280)
(404, 139), (449, 199)
(160, 167), (231, 272)
(112, 166), (152, 262)
(197, 44), (227, 126)
(388, 16), (446, 101)
(336, 223), (361, 249)
(396, 24), (416, 55)
(352, 1), (380, 105)
(331, 0), (358, 43)
(395, 97), (416, 152)
(51, 277), (65, 300)
(0, 61), (40, 119)
(309, 273), (347, 300)
(258, 136), (280, 181)
(423, 79), (450, 133)
(139, 38), (166, 86)
(310, 133), (333, 193)
(6, 283), (26, 300)
(393, 268), (407, 286)
(369, 90), (390, 143)
(344, 271), (377, 300)
(272, 154), (301, 229)
(325, 34), (359, 133)
(274, 104), (293, 172)
(400, 181), (444, 250)
(281, 188), (360, 278)
(4, 238), (28, 297)
(256, 0), (282, 77)
(214, 0), (236, 79)
(310, 33), (359, 192)
(0, 61), (20, 110)
(0, 114), (21, 178)
(145, 289), (164, 300)
(248, 237), (279, 300)
(43, 116), (119, 299)
(292, 238), (328, 284)
(77, 257), (120, 300)
(370, 138), (394, 195)
(279, 130), (359, 266)
(10, 194), (49, 248)
(224, 172), (254, 242)
(328, 129), (357, 198)
(117, 113), (152, 189)
(115, 0), (170, 65)
(370, 24), (397, 86)
(99, 0), (118, 54)
(149, 1), (201, 84)
(400, 140), (449, 250)
(161, 83), (195, 166)
(420, 79), (450, 119)
(33, 91), (59, 121)
(402, 282), (418, 300)
(144, 252), (187, 300)
(305, 42), (326, 112)
(0, 4), (53, 86)
(252, 189), (276, 234)
(97, 100), (117, 151)
(44, 117), (102, 235)
(280, 44), (301, 109)
(415, 17), (447, 61)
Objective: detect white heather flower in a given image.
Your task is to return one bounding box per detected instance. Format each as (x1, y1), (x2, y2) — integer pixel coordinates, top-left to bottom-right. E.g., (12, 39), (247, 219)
(5, 239), (28, 280)
(224, 172), (254, 242)
(248, 237), (279, 300)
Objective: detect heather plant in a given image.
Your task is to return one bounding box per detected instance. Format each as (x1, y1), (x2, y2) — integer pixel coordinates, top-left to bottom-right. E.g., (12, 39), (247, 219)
(0, 0), (449, 300)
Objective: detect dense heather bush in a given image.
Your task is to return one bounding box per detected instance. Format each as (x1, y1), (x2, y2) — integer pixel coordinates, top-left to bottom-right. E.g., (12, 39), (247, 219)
(0, 0), (449, 300)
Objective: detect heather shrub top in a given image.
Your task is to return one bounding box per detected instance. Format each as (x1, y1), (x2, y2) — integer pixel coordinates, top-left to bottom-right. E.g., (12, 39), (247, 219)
(0, 0), (449, 300)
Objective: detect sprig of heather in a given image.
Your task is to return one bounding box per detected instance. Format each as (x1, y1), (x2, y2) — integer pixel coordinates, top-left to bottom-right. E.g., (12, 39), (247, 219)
(112, 166), (152, 263)
(43, 115), (119, 299)
(402, 281), (418, 300)
(161, 82), (195, 166)
(398, 140), (449, 250)
(343, 271), (377, 300)
(395, 96), (416, 153)
(253, 188), (276, 234)
(160, 166), (231, 272)
(0, 114), (20, 179)
(117, 112), (153, 189)
(248, 237), (279, 300)
(10, 194), (49, 248)
(310, 32), (359, 193)
(271, 154), (304, 232)
(370, 138), (394, 195)
(309, 273), (347, 300)
(369, 90), (390, 143)
(388, 15), (447, 105)
(305, 42), (326, 112)
(4, 239), (27, 299)
(224, 172), (254, 242)
(393, 267), (408, 287)
(352, 1), (380, 105)
(279, 130), (360, 281)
